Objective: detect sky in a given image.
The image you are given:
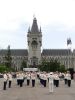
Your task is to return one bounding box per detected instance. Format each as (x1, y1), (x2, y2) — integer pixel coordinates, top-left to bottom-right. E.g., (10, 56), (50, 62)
(0, 0), (75, 50)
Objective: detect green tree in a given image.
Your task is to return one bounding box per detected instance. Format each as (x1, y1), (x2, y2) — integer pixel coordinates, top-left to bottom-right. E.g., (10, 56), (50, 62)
(39, 59), (66, 72)
(5, 45), (12, 68)
(21, 60), (27, 70)
(59, 65), (66, 72)
(0, 65), (13, 73)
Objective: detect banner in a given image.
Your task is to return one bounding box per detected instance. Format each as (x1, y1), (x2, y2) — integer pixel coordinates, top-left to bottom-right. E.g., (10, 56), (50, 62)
(23, 68), (38, 71)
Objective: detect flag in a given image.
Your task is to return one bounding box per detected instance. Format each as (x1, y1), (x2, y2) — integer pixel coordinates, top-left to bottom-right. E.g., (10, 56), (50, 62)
(67, 38), (72, 45)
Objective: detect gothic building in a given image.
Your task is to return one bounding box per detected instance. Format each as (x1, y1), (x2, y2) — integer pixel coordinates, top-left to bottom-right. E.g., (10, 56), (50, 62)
(27, 17), (42, 67)
(0, 17), (75, 71)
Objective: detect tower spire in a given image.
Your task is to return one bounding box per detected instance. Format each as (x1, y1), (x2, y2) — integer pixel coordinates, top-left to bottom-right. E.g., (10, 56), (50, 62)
(31, 17), (39, 33)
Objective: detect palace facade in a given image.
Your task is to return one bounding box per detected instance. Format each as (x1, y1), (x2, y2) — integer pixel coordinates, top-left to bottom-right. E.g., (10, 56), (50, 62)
(0, 18), (75, 71)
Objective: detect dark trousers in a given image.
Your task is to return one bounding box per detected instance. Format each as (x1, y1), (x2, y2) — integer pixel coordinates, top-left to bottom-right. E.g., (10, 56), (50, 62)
(40, 79), (44, 86)
(17, 79), (20, 85)
(44, 80), (46, 87)
(27, 79), (30, 86)
(32, 80), (35, 87)
(56, 80), (59, 87)
(64, 79), (67, 84)
(67, 80), (71, 87)
(3, 81), (7, 90)
(19, 80), (23, 87)
(9, 81), (12, 88)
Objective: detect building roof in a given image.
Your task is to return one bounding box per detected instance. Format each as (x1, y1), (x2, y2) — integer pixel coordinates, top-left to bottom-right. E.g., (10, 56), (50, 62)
(42, 49), (72, 56)
(31, 17), (40, 33)
(0, 49), (72, 57)
(0, 49), (28, 56)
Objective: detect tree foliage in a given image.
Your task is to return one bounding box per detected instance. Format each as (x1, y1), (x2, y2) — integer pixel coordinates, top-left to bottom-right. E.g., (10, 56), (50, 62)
(38, 59), (66, 72)
(0, 65), (14, 73)
(5, 45), (12, 68)
(21, 60), (27, 70)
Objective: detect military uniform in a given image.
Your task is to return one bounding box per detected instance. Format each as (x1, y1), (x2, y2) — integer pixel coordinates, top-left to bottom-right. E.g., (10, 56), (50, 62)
(8, 73), (12, 88)
(26, 72), (31, 86)
(31, 72), (36, 87)
(49, 72), (54, 93)
(3, 73), (8, 90)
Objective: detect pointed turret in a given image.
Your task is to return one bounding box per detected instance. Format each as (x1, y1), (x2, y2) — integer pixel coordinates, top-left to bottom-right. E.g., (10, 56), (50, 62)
(27, 17), (42, 67)
(31, 17), (39, 33)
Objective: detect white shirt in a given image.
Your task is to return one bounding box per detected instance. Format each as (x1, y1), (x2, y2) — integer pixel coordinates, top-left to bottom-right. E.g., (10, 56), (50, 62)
(49, 74), (54, 83)
(3, 74), (8, 82)
(27, 74), (31, 80)
(66, 73), (71, 80)
(8, 73), (12, 81)
(31, 73), (36, 80)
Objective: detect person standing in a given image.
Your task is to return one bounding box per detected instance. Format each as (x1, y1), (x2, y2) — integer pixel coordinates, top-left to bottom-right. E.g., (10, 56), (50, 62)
(54, 71), (60, 87)
(66, 71), (71, 87)
(31, 72), (36, 87)
(16, 72), (20, 85)
(8, 72), (12, 88)
(64, 72), (68, 85)
(3, 72), (8, 90)
(19, 71), (24, 87)
(26, 72), (31, 86)
(43, 72), (47, 87)
(49, 72), (54, 93)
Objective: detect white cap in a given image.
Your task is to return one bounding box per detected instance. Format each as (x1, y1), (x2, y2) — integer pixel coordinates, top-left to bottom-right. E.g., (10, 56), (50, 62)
(50, 72), (53, 75)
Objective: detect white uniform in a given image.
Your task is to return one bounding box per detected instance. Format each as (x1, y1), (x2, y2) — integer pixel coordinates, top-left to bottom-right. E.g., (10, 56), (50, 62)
(54, 74), (59, 87)
(3, 74), (8, 82)
(8, 73), (12, 81)
(66, 73), (71, 87)
(18, 72), (24, 87)
(8, 73), (12, 88)
(3, 73), (8, 90)
(26, 73), (31, 86)
(49, 73), (54, 93)
(31, 73), (36, 87)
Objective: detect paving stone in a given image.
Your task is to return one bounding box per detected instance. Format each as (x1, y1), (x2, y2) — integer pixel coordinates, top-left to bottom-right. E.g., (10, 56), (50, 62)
(0, 78), (75, 100)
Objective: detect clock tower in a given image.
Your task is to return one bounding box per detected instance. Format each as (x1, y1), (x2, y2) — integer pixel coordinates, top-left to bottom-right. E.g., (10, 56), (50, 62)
(27, 17), (42, 67)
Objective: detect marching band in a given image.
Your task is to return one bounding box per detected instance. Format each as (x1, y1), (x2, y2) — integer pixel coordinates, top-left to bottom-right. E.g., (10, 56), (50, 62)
(2, 70), (73, 93)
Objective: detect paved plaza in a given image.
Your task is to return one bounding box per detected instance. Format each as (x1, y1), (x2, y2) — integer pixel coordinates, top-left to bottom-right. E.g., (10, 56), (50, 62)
(0, 78), (75, 100)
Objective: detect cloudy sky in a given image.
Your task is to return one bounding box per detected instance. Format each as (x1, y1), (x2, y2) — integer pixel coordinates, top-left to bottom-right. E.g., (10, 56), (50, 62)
(0, 0), (75, 50)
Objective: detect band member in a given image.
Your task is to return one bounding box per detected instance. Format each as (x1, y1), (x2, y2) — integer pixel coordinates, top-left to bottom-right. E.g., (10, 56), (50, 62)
(66, 71), (71, 87)
(43, 72), (47, 87)
(54, 71), (60, 87)
(31, 72), (36, 87)
(39, 72), (44, 86)
(19, 71), (24, 87)
(3, 72), (8, 90)
(49, 72), (54, 93)
(16, 72), (20, 85)
(26, 72), (31, 86)
(64, 72), (67, 84)
(8, 72), (12, 88)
